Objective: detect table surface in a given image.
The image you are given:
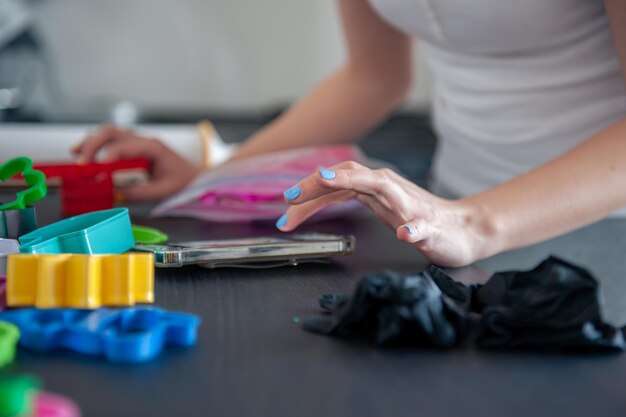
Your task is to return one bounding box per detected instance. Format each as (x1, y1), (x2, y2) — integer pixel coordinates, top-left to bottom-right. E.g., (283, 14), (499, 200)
(4, 192), (626, 417)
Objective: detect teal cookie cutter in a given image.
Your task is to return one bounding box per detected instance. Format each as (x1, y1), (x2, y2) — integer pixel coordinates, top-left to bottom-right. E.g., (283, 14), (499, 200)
(19, 208), (135, 254)
(0, 157), (47, 211)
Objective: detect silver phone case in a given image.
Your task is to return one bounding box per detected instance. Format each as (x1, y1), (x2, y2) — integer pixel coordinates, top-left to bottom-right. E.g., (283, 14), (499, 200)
(133, 233), (355, 268)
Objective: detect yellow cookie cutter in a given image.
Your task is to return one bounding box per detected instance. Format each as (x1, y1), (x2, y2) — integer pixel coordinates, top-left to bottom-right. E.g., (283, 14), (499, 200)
(6, 253), (154, 308)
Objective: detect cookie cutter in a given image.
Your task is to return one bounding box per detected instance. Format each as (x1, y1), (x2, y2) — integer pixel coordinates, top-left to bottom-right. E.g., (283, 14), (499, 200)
(35, 159), (149, 216)
(0, 321), (19, 368)
(132, 225), (168, 244)
(18, 208), (134, 254)
(0, 157), (47, 211)
(0, 376), (81, 417)
(35, 391), (81, 417)
(0, 207), (38, 239)
(7, 253), (154, 308)
(0, 239), (19, 276)
(0, 375), (39, 417)
(0, 276), (5, 312)
(0, 307), (201, 363)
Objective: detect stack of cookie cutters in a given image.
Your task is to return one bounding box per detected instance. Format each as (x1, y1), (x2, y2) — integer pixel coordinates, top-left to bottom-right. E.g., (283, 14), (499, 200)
(0, 375), (81, 417)
(0, 157), (47, 239)
(34, 159), (149, 216)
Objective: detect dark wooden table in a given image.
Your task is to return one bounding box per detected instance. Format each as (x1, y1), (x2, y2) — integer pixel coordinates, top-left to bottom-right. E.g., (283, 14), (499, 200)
(4, 191), (626, 417)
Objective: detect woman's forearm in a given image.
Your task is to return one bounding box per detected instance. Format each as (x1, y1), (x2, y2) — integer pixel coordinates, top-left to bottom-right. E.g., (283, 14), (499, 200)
(230, 63), (410, 161)
(465, 116), (626, 258)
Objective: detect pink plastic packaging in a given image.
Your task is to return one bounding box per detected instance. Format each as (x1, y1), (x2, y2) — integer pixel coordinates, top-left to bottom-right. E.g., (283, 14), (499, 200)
(152, 146), (378, 223)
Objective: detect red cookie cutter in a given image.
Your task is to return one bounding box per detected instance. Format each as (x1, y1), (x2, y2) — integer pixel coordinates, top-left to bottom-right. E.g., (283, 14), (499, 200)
(34, 159), (149, 216)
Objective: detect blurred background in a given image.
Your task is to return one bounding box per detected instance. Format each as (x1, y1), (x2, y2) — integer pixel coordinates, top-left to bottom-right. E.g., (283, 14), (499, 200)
(1, 0), (436, 182)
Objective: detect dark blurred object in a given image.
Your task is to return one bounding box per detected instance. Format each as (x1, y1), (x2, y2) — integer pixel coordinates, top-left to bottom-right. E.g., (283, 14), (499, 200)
(471, 257), (626, 351)
(303, 270), (467, 348)
(305, 257), (626, 352)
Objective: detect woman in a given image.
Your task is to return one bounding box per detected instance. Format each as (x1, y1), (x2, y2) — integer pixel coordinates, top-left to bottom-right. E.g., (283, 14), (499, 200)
(74, 0), (626, 267)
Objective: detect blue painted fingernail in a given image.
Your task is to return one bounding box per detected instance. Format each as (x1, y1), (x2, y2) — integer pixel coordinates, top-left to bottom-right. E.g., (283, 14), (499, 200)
(403, 225), (414, 235)
(276, 213), (288, 229)
(319, 169), (336, 180)
(283, 185), (301, 201)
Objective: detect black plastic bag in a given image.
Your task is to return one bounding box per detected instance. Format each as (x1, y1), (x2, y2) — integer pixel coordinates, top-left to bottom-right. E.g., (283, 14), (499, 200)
(303, 257), (626, 352)
(303, 270), (467, 348)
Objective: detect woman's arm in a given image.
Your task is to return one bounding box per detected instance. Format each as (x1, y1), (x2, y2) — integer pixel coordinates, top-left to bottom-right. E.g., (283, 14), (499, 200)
(230, 0), (413, 160)
(277, 1), (626, 267)
(466, 0), (626, 255)
(73, 0), (412, 201)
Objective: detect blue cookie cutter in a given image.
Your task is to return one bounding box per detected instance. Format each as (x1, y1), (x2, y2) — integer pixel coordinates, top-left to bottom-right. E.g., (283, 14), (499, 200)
(0, 307), (201, 363)
(18, 208), (134, 254)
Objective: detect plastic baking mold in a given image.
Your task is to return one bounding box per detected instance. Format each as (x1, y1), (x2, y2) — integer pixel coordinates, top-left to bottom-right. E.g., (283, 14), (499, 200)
(0, 307), (201, 363)
(18, 208), (134, 254)
(6, 253), (154, 308)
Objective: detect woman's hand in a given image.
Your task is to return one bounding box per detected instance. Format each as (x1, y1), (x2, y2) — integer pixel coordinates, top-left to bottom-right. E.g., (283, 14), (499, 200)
(277, 161), (495, 267)
(72, 124), (202, 201)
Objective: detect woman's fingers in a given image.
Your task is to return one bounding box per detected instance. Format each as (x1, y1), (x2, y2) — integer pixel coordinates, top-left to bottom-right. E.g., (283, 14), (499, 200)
(74, 124), (138, 163)
(102, 137), (164, 162)
(396, 221), (431, 244)
(279, 161), (421, 231)
(277, 190), (356, 231)
(284, 163), (401, 206)
(282, 161), (367, 203)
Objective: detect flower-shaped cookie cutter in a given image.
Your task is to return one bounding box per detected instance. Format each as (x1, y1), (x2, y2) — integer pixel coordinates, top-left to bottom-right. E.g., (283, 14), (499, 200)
(6, 253), (154, 309)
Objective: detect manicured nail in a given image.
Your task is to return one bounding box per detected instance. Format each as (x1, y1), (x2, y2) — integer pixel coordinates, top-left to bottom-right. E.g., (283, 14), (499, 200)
(319, 169), (336, 180)
(403, 225), (414, 235)
(276, 213), (288, 229)
(283, 185), (301, 201)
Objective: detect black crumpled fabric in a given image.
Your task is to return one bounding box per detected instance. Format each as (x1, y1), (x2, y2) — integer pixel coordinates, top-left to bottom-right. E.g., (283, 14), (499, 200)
(304, 256), (626, 352)
(303, 270), (468, 348)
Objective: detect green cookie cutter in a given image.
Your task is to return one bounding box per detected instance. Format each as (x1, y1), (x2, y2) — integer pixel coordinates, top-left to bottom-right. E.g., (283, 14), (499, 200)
(0, 321), (19, 368)
(0, 375), (40, 417)
(0, 157), (47, 211)
(132, 225), (169, 244)
(19, 208), (135, 254)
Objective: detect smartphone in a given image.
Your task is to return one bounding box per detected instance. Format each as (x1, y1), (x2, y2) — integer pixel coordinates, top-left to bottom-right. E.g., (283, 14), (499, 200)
(133, 233), (355, 268)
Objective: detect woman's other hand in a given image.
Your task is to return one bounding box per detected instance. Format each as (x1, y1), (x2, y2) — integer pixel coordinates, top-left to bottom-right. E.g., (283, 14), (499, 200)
(72, 124), (201, 201)
(277, 161), (495, 267)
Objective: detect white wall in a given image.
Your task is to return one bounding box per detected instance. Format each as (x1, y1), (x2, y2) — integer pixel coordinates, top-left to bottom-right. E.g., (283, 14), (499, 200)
(32, 0), (431, 116)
